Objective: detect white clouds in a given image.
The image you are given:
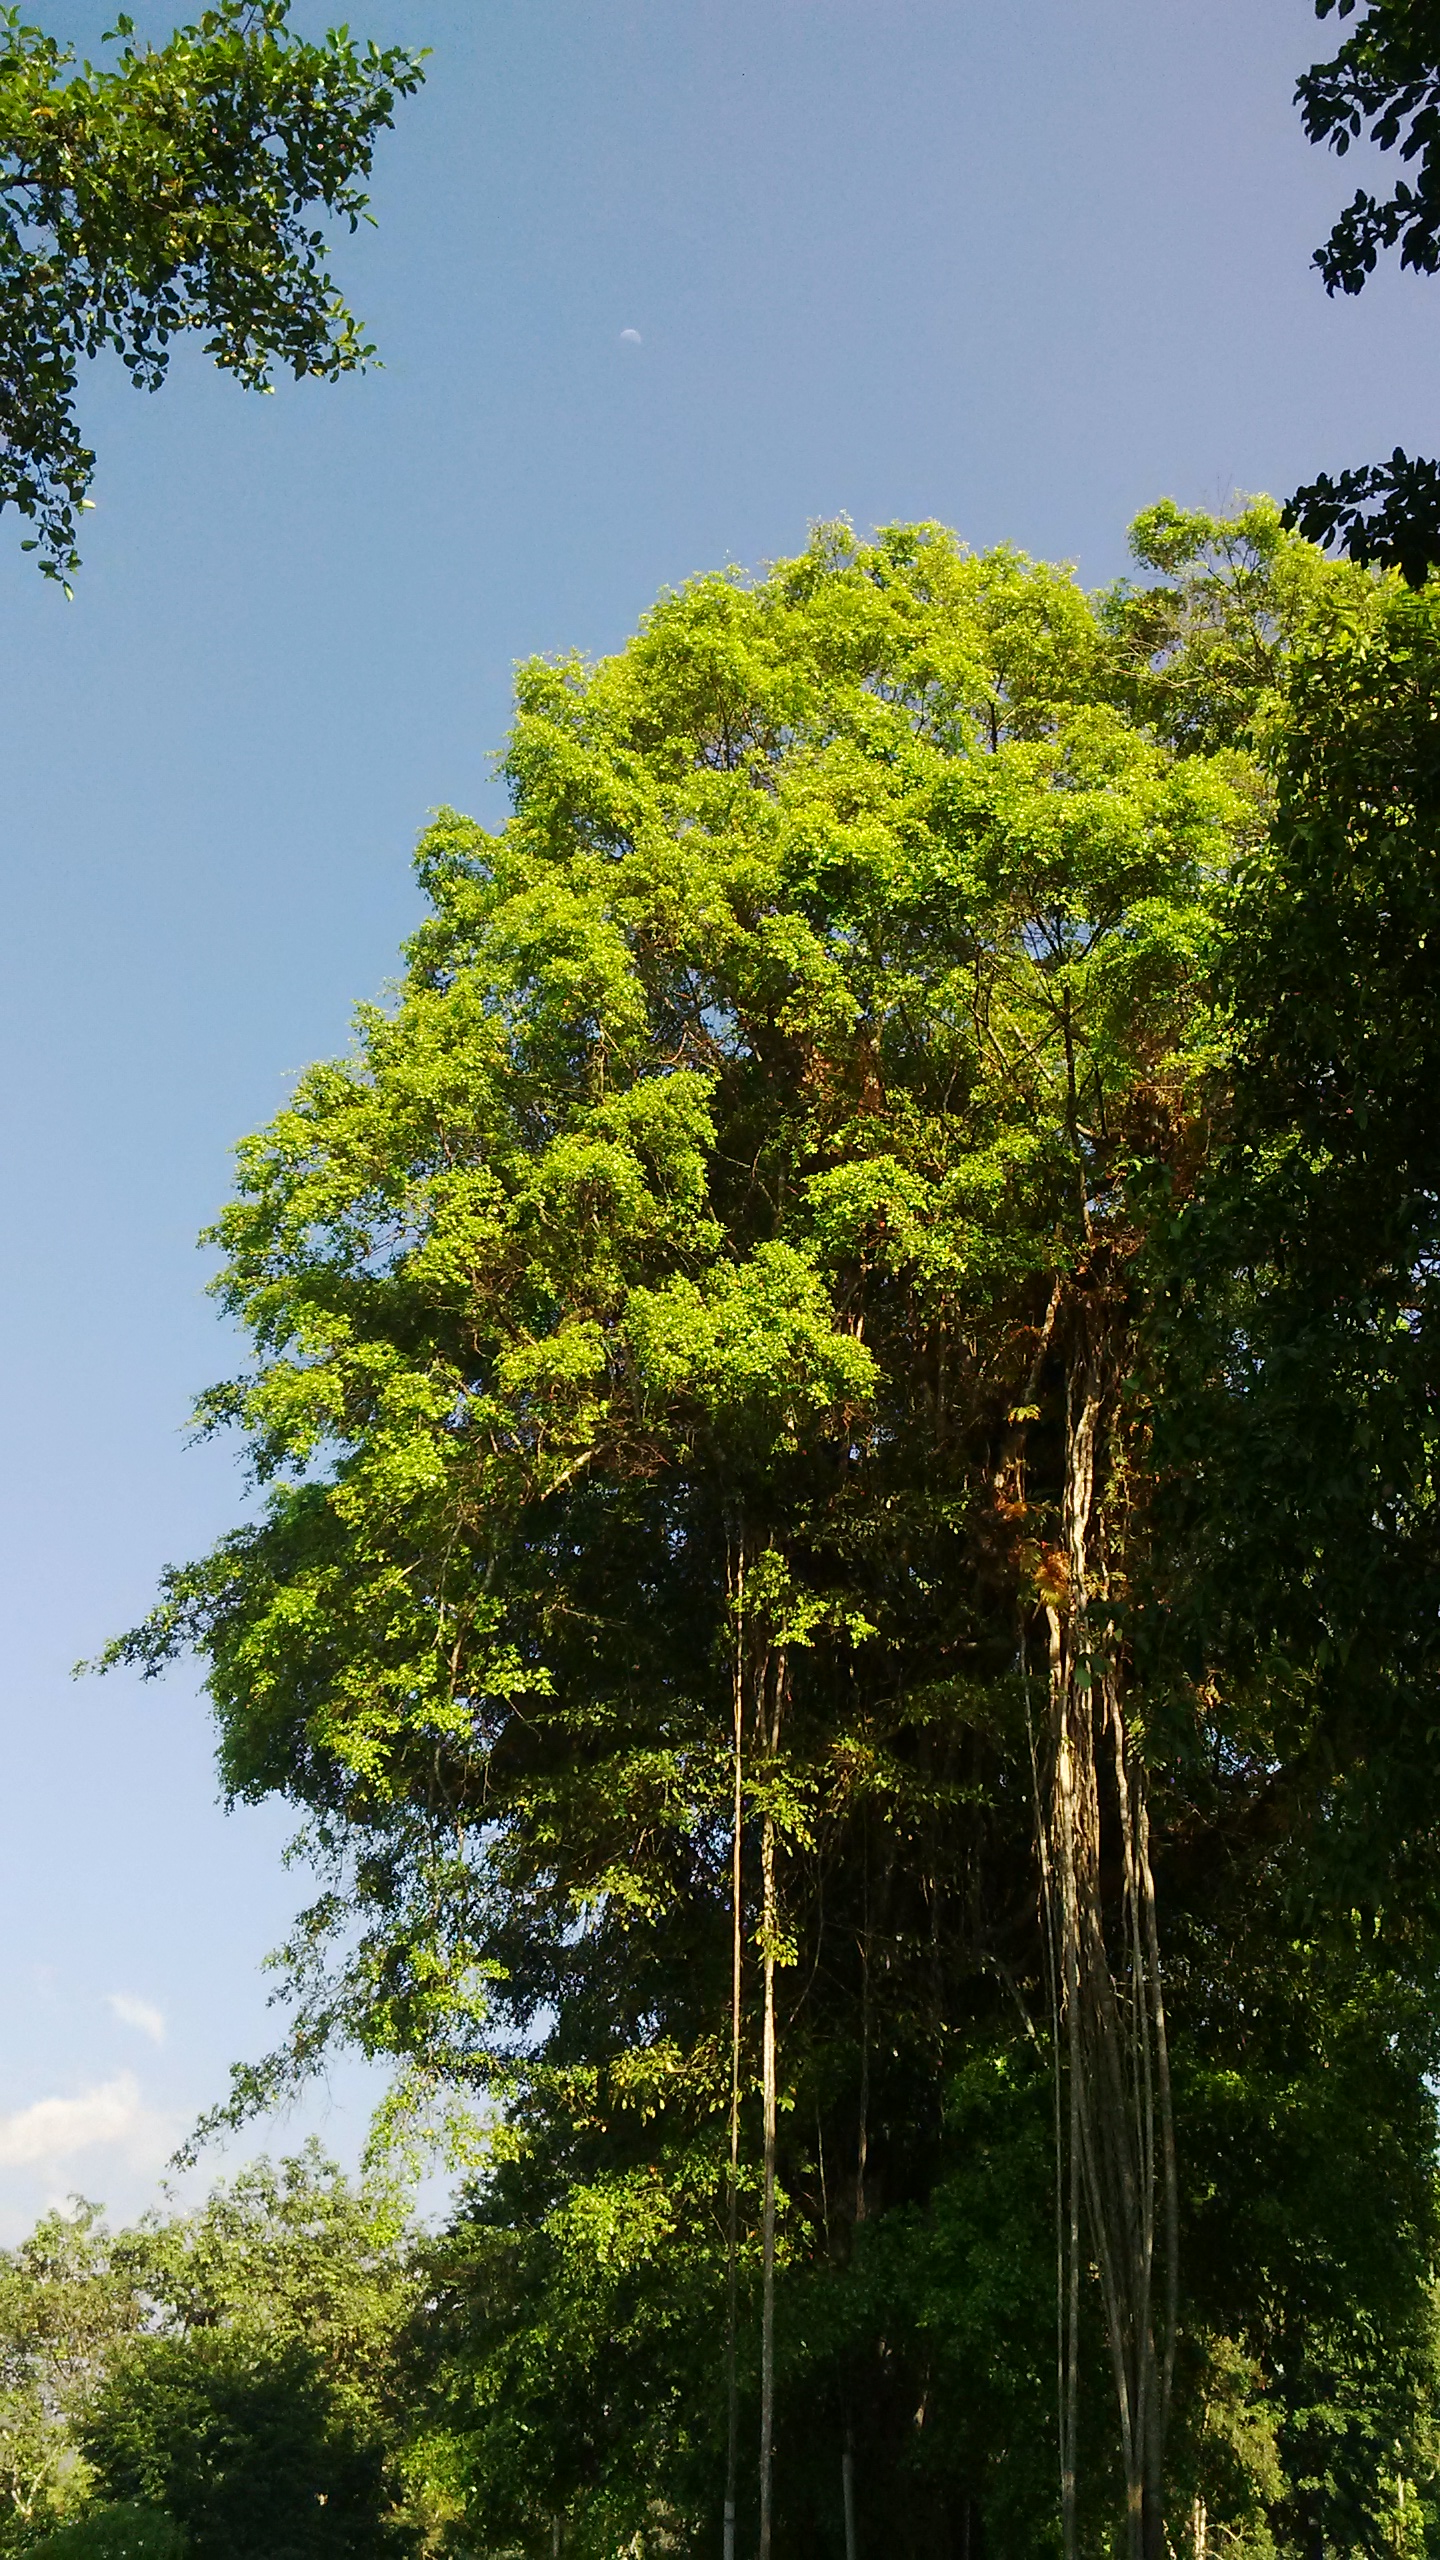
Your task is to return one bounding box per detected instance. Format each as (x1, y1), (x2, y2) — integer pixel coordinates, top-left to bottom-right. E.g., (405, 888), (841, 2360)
(107, 1991), (165, 2046)
(0, 2072), (163, 2170)
(619, 326), (642, 345)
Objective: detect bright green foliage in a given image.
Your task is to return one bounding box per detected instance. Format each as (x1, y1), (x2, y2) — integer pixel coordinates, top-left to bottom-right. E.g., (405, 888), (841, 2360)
(1103, 495), (1369, 747)
(418, 2124), (730, 2554)
(95, 2150), (423, 2559)
(0, 2), (424, 583)
(134, 2148), (415, 2437)
(108, 509), (1440, 2553)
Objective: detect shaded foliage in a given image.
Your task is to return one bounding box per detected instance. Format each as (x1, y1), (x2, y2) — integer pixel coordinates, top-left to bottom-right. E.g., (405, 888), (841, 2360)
(1289, 4), (1440, 583)
(1298, 0), (1440, 295)
(80, 2331), (394, 2560)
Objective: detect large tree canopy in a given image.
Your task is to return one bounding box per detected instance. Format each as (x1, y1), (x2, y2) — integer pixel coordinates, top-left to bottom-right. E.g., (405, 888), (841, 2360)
(0, 1), (423, 584)
(107, 506), (1440, 2558)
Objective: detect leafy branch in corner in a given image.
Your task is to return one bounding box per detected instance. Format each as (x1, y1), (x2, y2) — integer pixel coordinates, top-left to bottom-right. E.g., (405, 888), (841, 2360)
(1290, 4), (1440, 583)
(0, 1), (425, 587)
(1298, 0), (1440, 294)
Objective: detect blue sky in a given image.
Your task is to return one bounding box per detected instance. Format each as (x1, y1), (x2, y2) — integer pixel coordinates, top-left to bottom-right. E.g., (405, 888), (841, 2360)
(0, 0), (1435, 2237)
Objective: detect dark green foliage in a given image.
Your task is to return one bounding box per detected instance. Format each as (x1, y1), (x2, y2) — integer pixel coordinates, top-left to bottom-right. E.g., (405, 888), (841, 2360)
(1150, 578), (1440, 1903)
(1298, 0), (1440, 294)
(28, 2510), (186, 2560)
(1289, 6), (1440, 583)
(768, 2048), (1066, 2558)
(81, 2333), (395, 2560)
(1284, 447), (1440, 588)
(0, 2), (424, 583)
(410, 2041), (1066, 2560)
(1145, 573), (1440, 2556)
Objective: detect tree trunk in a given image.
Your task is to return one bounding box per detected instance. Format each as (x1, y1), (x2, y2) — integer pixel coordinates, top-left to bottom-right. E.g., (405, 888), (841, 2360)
(842, 2423), (858, 2560)
(1037, 1314), (1178, 2560)
(1030, 1684), (1078, 2560)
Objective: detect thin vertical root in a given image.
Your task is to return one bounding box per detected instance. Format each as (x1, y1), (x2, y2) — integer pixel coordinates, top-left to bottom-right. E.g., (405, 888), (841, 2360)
(724, 1539), (745, 2560)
